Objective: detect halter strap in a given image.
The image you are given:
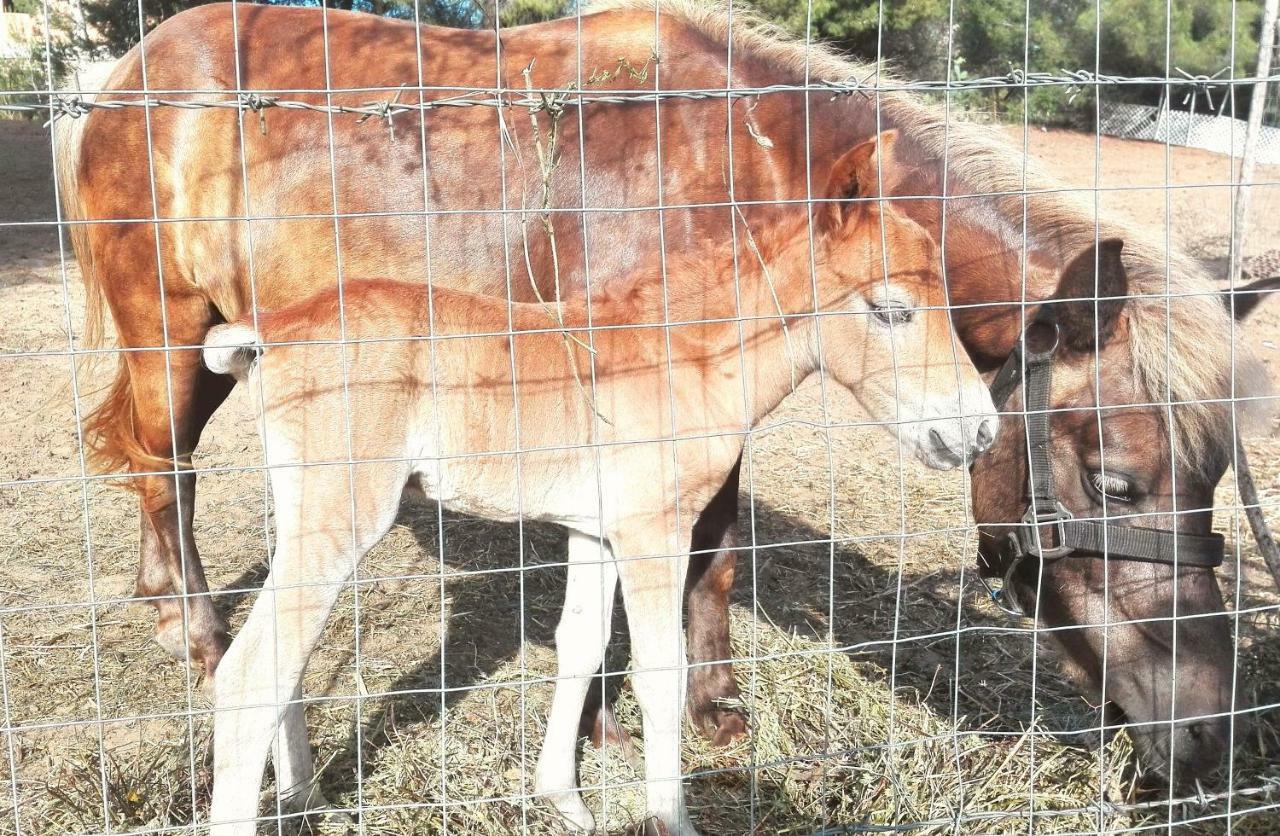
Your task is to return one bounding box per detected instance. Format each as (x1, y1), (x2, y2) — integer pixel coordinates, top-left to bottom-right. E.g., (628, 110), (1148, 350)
(978, 316), (1224, 617)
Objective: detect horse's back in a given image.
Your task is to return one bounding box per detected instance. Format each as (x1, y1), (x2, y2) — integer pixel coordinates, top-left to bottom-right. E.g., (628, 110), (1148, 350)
(67, 4), (798, 321)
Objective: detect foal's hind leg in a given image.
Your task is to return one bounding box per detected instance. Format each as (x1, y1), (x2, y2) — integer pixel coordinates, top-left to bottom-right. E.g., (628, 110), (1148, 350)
(272, 684), (333, 818)
(211, 461), (404, 835)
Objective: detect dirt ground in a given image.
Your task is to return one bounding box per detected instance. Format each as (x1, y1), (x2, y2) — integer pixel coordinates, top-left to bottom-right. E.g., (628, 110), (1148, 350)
(0, 117), (1278, 835)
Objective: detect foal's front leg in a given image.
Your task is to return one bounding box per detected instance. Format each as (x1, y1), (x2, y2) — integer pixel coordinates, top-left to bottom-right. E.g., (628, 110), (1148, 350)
(535, 531), (618, 831)
(612, 520), (698, 836)
(579, 462), (747, 751)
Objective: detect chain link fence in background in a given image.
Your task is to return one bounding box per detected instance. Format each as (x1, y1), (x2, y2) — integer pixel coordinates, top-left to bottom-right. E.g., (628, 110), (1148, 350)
(1100, 100), (1280, 164)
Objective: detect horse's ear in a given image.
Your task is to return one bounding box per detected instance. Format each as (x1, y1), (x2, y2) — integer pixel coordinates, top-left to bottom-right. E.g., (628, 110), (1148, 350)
(1049, 238), (1128, 350)
(1222, 275), (1280, 321)
(817, 130), (900, 235)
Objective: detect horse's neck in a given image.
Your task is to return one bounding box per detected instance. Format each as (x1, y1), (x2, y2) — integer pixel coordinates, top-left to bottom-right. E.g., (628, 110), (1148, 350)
(681, 239), (823, 421)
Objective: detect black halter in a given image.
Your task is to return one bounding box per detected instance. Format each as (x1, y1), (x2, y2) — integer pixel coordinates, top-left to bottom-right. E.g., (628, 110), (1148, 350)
(976, 315), (1225, 618)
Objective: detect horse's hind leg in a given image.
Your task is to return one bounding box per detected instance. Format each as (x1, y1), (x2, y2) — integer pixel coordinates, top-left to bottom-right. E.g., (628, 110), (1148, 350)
(211, 460), (404, 835)
(130, 325), (236, 679)
(87, 227), (235, 678)
(684, 459), (746, 746)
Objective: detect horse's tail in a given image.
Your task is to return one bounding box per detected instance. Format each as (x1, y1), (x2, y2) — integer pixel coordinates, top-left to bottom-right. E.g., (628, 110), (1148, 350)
(53, 57), (159, 480)
(203, 324), (262, 382)
(54, 60), (114, 354)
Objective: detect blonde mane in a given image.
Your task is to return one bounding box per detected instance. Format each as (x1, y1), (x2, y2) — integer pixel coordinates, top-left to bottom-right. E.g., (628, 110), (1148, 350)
(589, 0), (1266, 466)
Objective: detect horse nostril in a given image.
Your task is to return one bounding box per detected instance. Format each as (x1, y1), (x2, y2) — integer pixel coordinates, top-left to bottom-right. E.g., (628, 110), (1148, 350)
(977, 421), (994, 451)
(929, 428), (946, 452)
(1171, 719), (1229, 776)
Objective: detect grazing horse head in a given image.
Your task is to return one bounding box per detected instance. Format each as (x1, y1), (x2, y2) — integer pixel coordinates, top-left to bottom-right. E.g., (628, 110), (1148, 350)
(969, 237), (1271, 786)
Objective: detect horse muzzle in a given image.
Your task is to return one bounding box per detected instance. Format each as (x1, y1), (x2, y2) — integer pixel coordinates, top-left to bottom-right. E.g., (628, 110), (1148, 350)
(911, 413), (999, 470)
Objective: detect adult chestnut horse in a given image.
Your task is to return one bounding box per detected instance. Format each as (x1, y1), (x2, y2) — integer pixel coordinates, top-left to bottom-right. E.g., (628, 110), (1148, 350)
(56, 0), (1266, 784)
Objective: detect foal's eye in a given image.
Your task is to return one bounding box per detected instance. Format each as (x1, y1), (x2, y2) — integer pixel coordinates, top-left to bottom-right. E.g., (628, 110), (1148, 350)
(871, 300), (914, 326)
(1089, 471), (1134, 503)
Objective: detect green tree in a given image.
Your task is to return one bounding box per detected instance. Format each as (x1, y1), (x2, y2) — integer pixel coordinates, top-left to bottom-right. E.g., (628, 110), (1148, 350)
(82, 0), (219, 57)
(1080, 0), (1259, 84)
(752, 0), (950, 80)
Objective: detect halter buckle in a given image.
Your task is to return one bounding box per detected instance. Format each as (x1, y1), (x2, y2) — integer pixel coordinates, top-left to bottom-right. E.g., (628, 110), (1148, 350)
(1017, 502), (1075, 560)
(975, 532), (1031, 618)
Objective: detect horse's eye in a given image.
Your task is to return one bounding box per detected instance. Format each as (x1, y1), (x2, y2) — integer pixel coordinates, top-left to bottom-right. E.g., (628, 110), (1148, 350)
(1089, 471), (1134, 502)
(871, 300), (914, 325)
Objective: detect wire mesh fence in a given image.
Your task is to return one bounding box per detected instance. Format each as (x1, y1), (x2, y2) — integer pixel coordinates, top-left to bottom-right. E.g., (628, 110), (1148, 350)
(1, 0), (1279, 833)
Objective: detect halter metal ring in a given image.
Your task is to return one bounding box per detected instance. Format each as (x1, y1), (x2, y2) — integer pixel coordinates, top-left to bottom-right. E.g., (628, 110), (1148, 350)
(1017, 502), (1075, 560)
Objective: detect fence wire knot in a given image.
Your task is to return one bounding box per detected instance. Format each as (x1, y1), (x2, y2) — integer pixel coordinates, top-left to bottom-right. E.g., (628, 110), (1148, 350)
(238, 92), (277, 112)
(49, 94), (91, 121)
(356, 84), (407, 138)
(825, 69), (875, 101)
(1063, 69), (1095, 104)
(1176, 67), (1226, 113)
(238, 92), (278, 135)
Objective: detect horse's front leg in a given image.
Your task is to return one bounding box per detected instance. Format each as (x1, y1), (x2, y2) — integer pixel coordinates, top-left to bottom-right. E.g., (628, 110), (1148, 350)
(684, 458), (747, 746)
(535, 530), (618, 831)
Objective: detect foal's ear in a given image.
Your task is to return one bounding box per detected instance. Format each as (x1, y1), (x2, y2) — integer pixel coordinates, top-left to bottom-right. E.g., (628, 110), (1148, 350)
(818, 130), (900, 235)
(1049, 238), (1129, 350)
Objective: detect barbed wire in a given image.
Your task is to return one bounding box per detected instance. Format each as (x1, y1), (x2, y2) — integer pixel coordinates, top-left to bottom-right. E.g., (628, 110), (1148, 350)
(0, 66), (1270, 121)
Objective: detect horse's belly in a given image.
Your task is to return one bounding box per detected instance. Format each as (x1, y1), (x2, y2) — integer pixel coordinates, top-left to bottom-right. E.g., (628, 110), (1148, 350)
(409, 448), (601, 531)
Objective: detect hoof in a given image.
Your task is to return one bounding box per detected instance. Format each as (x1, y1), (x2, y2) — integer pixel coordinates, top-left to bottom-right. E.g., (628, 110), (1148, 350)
(692, 706), (748, 748)
(153, 618), (193, 662)
(534, 758), (594, 832)
(541, 791), (595, 833)
(582, 705), (640, 769)
(153, 618), (227, 682)
(642, 818), (665, 836)
(280, 784), (353, 833)
(639, 816), (701, 836)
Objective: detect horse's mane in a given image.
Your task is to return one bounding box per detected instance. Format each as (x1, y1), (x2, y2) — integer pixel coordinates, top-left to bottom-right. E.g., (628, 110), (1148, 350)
(589, 0), (1269, 468)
